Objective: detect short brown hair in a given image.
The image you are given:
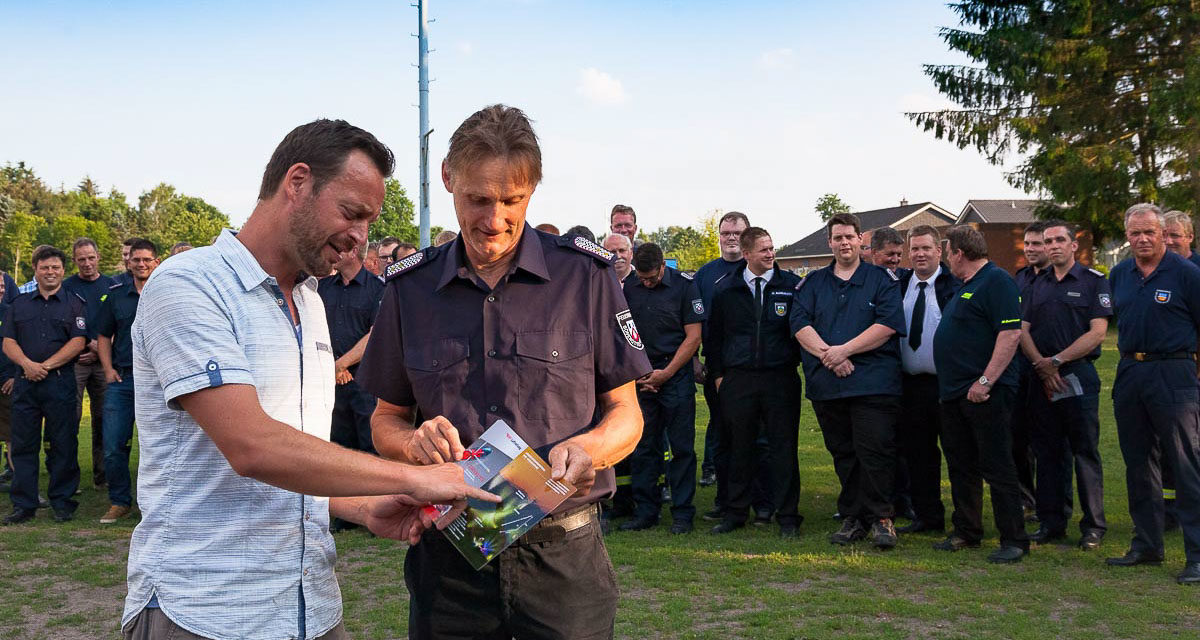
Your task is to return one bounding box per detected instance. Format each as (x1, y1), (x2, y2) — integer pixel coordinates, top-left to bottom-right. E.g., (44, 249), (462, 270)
(446, 104), (542, 186)
(1040, 218), (1076, 238)
(739, 227), (771, 254)
(72, 237), (98, 254)
(906, 225), (941, 244)
(719, 211), (750, 229)
(258, 119), (395, 200)
(944, 225), (988, 260)
(869, 227), (904, 251)
(610, 204), (636, 224)
(32, 245), (66, 267)
(827, 213), (861, 238)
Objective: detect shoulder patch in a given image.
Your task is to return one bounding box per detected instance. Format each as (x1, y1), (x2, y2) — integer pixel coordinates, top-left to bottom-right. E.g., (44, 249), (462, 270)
(385, 250), (430, 281)
(887, 268), (900, 281)
(680, 271), (694, 281)
(568, 236), (614, 262)
(1088, 268), (1105, 277)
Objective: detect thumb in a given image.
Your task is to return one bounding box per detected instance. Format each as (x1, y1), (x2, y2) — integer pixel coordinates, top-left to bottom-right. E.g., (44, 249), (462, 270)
(548, 446), (568, 480)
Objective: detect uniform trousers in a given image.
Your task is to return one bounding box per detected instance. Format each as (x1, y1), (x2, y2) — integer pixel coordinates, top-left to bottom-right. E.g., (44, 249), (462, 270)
(10, 369), (79, 514)
(632, 366), (696, 522)
(1113, 358), (1200, 562)
(898, 373), (946, 526)
(940, 386), (1029, 549)
(405, 510), (617, 640)
(812, 394), (899, 522)
(74, 359), (107, 485)
(1029, 361), (1106, 536)
(331, 379), (376, 454)
(706, 374), (773, 515)
(1011, 365), (1037, 510)
(719, 367), (802, 525)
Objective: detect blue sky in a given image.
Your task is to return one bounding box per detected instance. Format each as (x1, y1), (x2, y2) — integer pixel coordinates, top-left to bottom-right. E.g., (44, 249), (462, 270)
(1, 0), (1029, 245)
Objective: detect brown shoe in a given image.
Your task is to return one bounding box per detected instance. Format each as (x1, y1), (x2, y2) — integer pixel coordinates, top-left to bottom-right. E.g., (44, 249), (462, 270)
(100, 505), (131, 524)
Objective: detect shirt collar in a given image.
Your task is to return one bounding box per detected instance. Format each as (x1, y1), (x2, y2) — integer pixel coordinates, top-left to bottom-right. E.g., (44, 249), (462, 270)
(34, 287), (63, 301)
(743, 266), (773, 287)
(914, 264), (941, 285)
(217, 229), (318, 293)
(437, 224), (551, 291)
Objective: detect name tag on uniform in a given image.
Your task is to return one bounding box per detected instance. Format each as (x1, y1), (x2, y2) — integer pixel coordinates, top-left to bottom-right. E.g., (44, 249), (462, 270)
(1066, 291), (1081, 297)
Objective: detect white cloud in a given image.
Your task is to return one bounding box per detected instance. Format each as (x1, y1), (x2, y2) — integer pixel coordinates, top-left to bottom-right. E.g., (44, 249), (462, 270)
(576, 67), (629, 106)
(757, 48), (795, 71)
(456, 41), (473, 56)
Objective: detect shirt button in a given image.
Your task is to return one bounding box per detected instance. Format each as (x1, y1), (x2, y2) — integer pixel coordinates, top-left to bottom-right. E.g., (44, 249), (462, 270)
(487, 295), (497, 303)
(489, 405), (498, 412)
(488, 350), (497, 357)
(431, 360), (439, 367)
(304, 569), (309, 576)
(551, 350), (559, 358)
(276, 298), (284, 306)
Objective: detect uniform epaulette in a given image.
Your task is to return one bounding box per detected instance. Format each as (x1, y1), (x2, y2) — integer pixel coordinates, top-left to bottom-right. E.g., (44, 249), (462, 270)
(887, 268), (900, 281)
(680, 271), (694, 281)
(563, 235), (615, 263)
(795, 275), (807, 290)
(108, 282), (123, 290)
(385, 248), (434, 281)
(714, 272), (731, 285)
(1088, 268), (1105, 277)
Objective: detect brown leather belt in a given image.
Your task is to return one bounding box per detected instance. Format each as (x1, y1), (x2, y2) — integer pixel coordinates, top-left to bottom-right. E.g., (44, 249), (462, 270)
(1120, 351), (1196, 362)
(518, 503), (598, 545)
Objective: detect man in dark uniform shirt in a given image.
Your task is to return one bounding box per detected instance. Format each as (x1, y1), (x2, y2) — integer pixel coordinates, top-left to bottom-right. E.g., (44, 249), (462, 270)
(618, 243), (704, 534)
(0, 277), (14, 489)
(932, 225), (1030, 564)
(707, 227), (805, 537)
(357, 104), (651, 638)
(1161, 209), (1200, 529)
(94, 238), (159, 524)
(792, 213), (906, 549)
(1106, 203), (1200, 584)
(1012, 221), (1048, 520)
(1018, 220), (1109, 550)
(1, 246), (87, 524)
(63, 237), (115, 488)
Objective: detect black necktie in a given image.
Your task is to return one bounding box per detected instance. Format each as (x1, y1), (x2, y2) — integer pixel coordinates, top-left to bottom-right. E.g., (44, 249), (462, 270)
(909, 281), (927, 351)
(754, 277), (763, 311)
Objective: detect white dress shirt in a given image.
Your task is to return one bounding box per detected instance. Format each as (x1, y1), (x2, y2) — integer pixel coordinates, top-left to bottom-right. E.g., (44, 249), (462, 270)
(901, 265), (942, 375)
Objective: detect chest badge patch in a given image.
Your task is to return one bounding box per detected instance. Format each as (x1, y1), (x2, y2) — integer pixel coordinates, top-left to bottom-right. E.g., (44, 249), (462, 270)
(616, 309), (644, 350)
(1155, 289), (1171, 303)
(774, 302), (787, 316)
(692, 299), (704, 315)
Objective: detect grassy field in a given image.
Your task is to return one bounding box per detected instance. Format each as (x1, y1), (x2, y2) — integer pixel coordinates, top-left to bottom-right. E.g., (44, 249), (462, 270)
(1, 335), (1199, 639)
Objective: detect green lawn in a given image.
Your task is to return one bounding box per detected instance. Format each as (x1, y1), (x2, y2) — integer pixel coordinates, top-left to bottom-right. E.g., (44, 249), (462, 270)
(1, 335), (1198, 639)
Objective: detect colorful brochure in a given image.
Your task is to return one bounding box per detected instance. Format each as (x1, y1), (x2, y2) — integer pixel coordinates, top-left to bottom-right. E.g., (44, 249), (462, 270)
(432, 420), (576, 569)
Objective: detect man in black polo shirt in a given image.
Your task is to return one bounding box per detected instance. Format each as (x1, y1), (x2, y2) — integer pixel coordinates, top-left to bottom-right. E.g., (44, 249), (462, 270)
(932, 225), (1029, 564)
(94, 238), (159, 524)
(708, 227), (804, 537)
(1018, 219), (1109, 549)
(1, 246), (87, 525)
(618, 243), (704, 534)
(792, 213), (906, 549)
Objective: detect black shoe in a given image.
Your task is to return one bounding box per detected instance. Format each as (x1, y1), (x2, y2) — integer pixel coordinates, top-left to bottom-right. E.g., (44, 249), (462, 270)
(987, 546), (1027, 564)
(660, 486), (671, 503)
(52, 509), (74, 523)
(710, 519), (745, 535)
(897, 519), (944, 534)
(37, 495), (49, 509)
(1079, 531), (1104, 551)
(895, 506), (918, 522)
(699, 470), (717, 487)
(753, 510), (773, 527)
(779, 523), (800, 538)
(669, 520), (693, 535)
(1029, 526), (1067, 544)
(933, 535), (981, 552)
(832, 511), (843, 520)
(701, 508), (724, 522)
(1177, 562), (1200, 585)
(1106, 549), (1164, 567)
(619, 517), (658, 532)
(871, 519), (898, 549)
(830, 518), (866, 545)
(2, 509), (35, 525)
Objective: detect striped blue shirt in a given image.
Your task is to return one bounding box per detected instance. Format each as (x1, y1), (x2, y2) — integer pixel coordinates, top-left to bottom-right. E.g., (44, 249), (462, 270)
(124, 230), (341, 640)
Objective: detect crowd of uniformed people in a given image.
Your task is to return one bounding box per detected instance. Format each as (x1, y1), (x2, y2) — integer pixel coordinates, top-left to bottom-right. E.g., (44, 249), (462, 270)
(0, 192), (1198, 585)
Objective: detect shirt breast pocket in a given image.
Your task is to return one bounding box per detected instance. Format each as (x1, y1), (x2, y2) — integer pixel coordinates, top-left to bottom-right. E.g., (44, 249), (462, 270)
(405, 338), (470, 416)
(514, 331), (593, 421)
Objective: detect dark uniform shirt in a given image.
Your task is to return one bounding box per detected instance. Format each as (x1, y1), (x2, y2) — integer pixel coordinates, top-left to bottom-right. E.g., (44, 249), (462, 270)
(93, 281), (141, 370)
(316, 266), (386, 371)
(693, 257), (743, 343)
(790, 261), (906, 401)
(1109, 251), (1200, 355)
(933, 261), (1023, 400)
(621, 267), (705, 363)
(705, 263), (803, 378)
(2, 288), (88, 364)
(356, 227), (652, 512)
(1187, 252), (1200, 270)
(63, 273), (116, 339)
(1021, 262), (1112, 361)
(1014, 265), (1043, 296)
(0, 302), (13, 379)
(1, 272), (16, 305)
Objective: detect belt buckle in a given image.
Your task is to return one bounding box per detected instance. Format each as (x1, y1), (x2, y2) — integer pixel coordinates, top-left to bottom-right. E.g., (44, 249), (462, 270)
(1135, 352), (1146, 362)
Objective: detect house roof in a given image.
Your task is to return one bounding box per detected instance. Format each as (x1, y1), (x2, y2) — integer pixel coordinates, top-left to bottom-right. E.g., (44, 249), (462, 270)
(957, 199), (1044, 224)
(777, 202), (954, 259)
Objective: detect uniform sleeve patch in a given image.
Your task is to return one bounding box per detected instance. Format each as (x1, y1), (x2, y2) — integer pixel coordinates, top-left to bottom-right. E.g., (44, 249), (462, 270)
(615, 309), (644, 350)
(385, 251), (426, 280)
(691, 299), (704, 314)
(76, 316), (86, 330)
(571, 236), (615, 261)
(1099, 293), (1111, 308)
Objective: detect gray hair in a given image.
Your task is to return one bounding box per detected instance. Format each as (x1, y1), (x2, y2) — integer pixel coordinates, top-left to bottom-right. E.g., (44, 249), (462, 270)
(1164, 210), (1194, 236)
(1124, 202), (1164, 227)
(603, 233), (632, 251)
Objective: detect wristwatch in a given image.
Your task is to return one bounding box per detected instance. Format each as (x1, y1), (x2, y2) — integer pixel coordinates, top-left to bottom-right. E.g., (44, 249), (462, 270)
(977, 375), (992, 388)
(1050, 356), (1063, 368)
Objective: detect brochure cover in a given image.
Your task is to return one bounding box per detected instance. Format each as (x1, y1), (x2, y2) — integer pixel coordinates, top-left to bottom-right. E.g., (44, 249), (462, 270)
(432, 420), (576, 569)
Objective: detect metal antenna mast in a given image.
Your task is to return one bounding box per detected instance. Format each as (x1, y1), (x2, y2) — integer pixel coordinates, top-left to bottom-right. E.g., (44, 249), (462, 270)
(416, 0), (432, 248)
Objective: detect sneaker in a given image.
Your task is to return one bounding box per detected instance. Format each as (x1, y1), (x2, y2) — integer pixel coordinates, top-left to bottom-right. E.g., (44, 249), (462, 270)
(698, 470), (717, 487)
(52, 509), (74, 523)
(830, 518), (866, 545)
(871, 518), (898, 549)
(100, 505), (132, 524)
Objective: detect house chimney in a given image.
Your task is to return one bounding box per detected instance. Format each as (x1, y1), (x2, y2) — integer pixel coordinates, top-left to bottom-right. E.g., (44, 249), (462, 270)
(900, 197), (908, 206)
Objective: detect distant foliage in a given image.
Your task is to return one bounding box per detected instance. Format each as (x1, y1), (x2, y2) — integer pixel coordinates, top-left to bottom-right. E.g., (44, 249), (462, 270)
(815, 193), (851, 221)
(642, 211), (721, 271)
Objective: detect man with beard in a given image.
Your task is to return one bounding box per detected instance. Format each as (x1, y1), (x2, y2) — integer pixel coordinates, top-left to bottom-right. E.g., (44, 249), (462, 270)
(359, 105), (651, 639)
(120, 119), (495, 639)
(94, 238), (159, 524)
